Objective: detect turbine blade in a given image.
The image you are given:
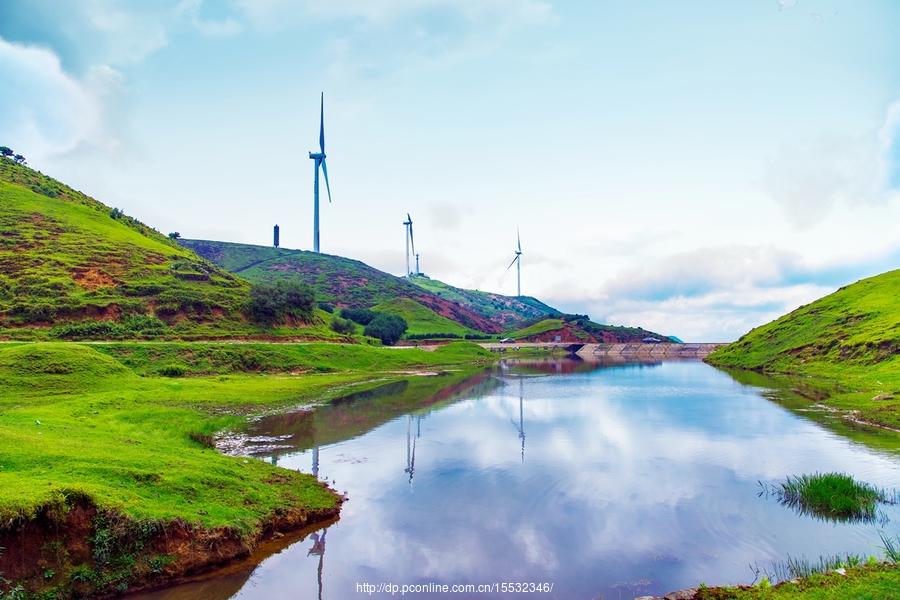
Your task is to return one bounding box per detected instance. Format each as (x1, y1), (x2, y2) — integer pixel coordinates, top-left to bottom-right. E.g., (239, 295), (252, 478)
(507, 255), (519, 270)
(321, 158), (332, 202)
(409, 223), (415, 258)
(517, 227), (521, 252)
(319, 92), (325, 153)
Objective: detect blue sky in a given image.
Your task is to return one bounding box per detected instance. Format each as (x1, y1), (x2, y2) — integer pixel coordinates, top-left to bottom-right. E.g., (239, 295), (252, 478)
(2, 0), (900, 341)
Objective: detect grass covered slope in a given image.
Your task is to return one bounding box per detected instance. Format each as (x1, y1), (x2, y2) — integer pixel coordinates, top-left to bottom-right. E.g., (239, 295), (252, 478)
(370, 297), (480, 337)
(709, 269), (900, 372)
(0, 160), (249, 333)
(180, 239), (502, 333)
(506, 316), (676, 343)
(707, 269), (900, 429)
(408, 276), (560, 328)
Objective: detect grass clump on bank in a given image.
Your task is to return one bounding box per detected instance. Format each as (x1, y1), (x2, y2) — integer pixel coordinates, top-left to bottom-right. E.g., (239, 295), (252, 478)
(693, 563), (900, 599)
(763, 472), (897, 523)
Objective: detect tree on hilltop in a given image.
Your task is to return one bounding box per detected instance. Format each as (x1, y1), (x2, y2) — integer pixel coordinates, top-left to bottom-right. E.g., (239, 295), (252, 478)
(13, 154), (26, 165)
(0, 147), (12, 158)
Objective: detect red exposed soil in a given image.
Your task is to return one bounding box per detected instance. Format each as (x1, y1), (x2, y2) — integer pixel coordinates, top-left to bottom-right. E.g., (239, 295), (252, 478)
(0, 496), (342, 598)
(71, 267), (117, 290)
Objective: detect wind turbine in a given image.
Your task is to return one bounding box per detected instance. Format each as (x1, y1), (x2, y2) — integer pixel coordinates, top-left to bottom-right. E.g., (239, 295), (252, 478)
(403, 214), (416, 277)
(507, 228), (522, 297)
(309, 93), (332, 253)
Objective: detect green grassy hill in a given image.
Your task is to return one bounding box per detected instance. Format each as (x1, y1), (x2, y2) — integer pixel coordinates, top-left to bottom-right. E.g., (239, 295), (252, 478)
(180, 239), (502, 334)
(0, 160), (251, 334)
(707, 269), (900, 429)
(370, 297), (481, 337)
(0, 159), (349, 340)
(506, 316), (675, 343)
(408, 276), (559, 327)
(708, 269), (900, 373)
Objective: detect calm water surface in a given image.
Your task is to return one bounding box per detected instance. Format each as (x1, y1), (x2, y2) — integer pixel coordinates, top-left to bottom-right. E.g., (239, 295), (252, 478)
(136, 359), (900, 600)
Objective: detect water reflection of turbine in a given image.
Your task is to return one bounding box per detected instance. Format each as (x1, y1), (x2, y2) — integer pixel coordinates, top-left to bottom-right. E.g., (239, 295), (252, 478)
(307, 528), (327, 600)
(509, 376), (525, 462)
(312, 446), (319, 478)
(404, 415), (419, 489)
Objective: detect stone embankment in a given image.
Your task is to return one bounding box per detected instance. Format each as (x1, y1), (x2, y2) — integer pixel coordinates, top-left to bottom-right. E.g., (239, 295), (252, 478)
(481, 342), (725, 359)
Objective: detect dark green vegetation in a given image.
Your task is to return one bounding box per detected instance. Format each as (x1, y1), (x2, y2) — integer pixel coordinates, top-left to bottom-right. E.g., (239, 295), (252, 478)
(0, 341), (492, 597)
(247, 280), (315, 326)
(179, 239), (502, 333)
(707, 268), (900, 429)
(762, 472), (897, 523)
(363, 313), (408, 345)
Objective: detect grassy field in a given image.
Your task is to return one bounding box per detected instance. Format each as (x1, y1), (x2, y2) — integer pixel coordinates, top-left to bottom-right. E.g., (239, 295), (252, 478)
(0, 341), (492, 522)
(506, 318), (567, 338)
(692, 564), (900, 599)
(370, 297), (481, 337)
(706, 268), (900, 429)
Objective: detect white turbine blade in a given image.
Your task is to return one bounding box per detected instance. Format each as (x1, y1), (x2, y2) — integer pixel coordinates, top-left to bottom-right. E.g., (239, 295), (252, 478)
(321, 158), (332, 202)
(507, 255), (519, 270)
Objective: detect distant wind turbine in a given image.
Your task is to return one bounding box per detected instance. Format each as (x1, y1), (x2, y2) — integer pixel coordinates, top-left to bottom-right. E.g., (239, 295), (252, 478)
(309, 93), (332, 253)
(404, 214), (416, 277)
(507, 228), (522, 297)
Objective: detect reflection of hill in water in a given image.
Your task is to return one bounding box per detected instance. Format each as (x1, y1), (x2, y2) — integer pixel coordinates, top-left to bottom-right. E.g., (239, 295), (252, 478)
(243, 369), (501, 457)
(502, 355), (666, 375)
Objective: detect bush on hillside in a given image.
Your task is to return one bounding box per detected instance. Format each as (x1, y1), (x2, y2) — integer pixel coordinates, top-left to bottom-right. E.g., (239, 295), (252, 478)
(339, 308), (378, 325)
(247, 280), (315, 326)
(318, 302), (334, 313)
(330, 315), (356, 335)
(364, 314), (408, 346)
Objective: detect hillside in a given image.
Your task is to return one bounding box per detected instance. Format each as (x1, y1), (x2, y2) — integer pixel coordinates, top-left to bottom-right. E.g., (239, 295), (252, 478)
(370, 297), (481, 338)
(706, 269), (900, 429)
(506, 316), (675, 343)
(708, 269), (900, 373)
(0, 160), (253, 336)
(408, 276), (560, 327)
(180, 239), (502, 333)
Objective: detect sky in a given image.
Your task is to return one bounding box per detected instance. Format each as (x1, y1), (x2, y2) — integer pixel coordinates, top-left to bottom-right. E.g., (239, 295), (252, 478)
(2, 0), (900, 342)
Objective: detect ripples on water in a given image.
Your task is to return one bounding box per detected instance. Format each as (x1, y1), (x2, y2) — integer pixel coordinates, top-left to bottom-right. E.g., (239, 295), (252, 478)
(133, 359), (900, 600)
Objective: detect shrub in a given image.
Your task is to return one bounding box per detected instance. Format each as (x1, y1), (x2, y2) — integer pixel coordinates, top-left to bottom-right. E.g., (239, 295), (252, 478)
(339, 308), (378, 325)
(51, 320), (124, 340)
(158, 364), (186, 377)
(330, 316), (356, 335)
(317, 302), (334, 314)
(364, 314), (408, 346)
(122, 315), (166, 334)
(248, 280), (315, 326)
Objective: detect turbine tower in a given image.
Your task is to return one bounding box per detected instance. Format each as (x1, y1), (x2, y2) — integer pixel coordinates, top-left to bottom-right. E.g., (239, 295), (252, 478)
(309, 93), (332, 253)
(403, 214), (416, 277)
(507, 228), (522, 297)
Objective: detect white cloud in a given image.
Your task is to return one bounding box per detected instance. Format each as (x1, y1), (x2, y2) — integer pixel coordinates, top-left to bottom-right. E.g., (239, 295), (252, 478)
(777, 0), (797, 10)
(0, 37), (124, 159)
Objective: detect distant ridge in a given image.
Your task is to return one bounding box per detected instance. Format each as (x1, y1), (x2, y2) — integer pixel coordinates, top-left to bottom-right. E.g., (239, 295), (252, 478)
(179, 239), (503, 334)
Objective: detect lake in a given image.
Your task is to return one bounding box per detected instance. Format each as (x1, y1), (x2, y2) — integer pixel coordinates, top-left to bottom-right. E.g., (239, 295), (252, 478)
(134, 358), (900, 599)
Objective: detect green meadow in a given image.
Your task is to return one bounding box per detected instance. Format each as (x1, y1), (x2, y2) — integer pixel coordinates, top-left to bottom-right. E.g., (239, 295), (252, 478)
(0, 341), (492, 527)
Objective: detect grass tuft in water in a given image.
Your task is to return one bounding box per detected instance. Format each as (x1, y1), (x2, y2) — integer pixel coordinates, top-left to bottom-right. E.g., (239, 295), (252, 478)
(761, 553), (865, 583)
(764, 472), (897, 522)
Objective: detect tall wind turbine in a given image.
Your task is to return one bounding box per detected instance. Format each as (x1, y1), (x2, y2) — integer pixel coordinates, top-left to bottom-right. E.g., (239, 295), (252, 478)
(309, 93), (332, 253)
(403, 214), (416, 277)
(507, 228), (522, 297)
